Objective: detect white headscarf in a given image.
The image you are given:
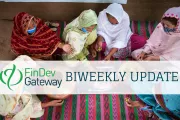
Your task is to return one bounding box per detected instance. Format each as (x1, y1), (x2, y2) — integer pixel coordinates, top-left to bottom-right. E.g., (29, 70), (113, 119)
(97, 3), (132, 51)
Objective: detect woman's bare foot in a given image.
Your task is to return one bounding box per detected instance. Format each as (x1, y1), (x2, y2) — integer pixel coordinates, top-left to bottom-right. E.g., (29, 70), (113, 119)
(50, 23), (59, 27)
(51, 28), (57, 32)
(125, 97), (146, 108)
(45, 22), (59, 27)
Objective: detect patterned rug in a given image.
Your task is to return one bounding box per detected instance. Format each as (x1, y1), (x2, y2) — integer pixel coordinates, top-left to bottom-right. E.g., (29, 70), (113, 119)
(34, 21), (159, 120)
(0, 21), (159, 120)
(31, 94), (159, 120)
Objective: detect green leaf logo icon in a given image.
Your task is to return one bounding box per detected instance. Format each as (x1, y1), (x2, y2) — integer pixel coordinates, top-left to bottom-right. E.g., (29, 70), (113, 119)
(0, 64), (23, 91)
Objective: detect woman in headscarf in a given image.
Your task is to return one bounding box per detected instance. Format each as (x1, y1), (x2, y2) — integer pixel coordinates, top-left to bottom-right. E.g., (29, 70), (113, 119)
(126, 7), (180, 120)
(95, 3), (146, 60)
(11, 12), (72, 60)
(132, 7), (180, 61)
(0, 55), (64, 120)
(62, 9), (98, 61)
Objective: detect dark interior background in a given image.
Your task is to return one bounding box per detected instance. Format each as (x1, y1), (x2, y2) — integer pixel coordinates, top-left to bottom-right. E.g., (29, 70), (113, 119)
(0, 0), (180, 22)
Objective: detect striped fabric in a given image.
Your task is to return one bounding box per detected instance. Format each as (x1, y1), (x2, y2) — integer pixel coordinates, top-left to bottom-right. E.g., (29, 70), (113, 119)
(0, 21), (159, 120)
(31, 95), (158, 120)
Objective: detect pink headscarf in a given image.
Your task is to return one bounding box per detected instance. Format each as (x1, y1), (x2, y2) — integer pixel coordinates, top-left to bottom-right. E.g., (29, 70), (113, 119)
(143, 7), (180, 60)
(162, 7), (180, 33)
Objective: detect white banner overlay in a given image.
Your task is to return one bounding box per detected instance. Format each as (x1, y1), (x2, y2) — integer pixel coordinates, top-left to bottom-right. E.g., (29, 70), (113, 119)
(0, 57), (180, 94)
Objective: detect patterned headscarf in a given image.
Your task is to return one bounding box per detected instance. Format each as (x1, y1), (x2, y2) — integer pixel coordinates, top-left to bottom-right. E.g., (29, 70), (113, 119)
(162, 7), (180, 32)
(11, 12), (60, 58)
(78, 9), (98, 28)
(63, 9), (97, 40)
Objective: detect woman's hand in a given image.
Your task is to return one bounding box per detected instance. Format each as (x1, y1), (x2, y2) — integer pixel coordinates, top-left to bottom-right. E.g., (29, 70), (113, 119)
(95, 36), (103, 52)
(104, 55), (111, 61)
(62, 44), (73, 54)
(90, 49), (97, 58)
(89, 43), (97, 58)
(104, 48), (117, 61)
(137, 51), (146, 60)
(47, 94), (70, 100)
(125, 98), (145, 108)
(144, 55), (160, 61)
(41, 99), (64, 108)
(47, 100), (64, 107)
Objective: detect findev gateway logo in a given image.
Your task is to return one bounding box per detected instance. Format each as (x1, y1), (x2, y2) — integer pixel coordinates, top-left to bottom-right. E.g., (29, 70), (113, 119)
(0, 64), (23, 91)
(0, 63), (62, 91)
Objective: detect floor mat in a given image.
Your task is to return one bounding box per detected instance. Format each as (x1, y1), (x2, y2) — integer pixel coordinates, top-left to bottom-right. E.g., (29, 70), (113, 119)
(0, 21), (159, 120)
(31, 95), (158, 120)
(33, 21), (159, 120)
